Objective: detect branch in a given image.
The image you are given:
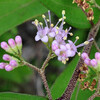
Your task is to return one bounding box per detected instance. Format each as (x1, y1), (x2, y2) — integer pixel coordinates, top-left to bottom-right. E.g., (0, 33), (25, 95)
(93, 0), (100, 10)
(41, 52), (52, 71)
(94, 40), (100, 52)
(22, 61), (40, 72)
(88, 92), (98, 100)
(57, 19), (100, 100)
(40, 71), (52, 100)
(95, 3), (100, 10)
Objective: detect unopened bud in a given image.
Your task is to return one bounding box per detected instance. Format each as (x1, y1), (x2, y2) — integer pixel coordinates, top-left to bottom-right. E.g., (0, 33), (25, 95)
(90, 59), (97, 67)
(3, 54), (11, 61)
(10, 60), (18, 67)
(0, 63), (6, 69)
(8, 39), (16, 48)
(81, 52), (89, 60)
(95, 52), (100, 61)
(1, 42), (9, 50)
(5, 65), (13, 71)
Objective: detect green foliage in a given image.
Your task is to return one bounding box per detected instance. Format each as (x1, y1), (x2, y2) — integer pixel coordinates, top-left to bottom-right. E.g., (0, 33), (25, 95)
(0, 66), (32, 84)
(0, 0), (47, 35)
(96, 0), (100, 5)
(0, 92), (48, 100)
(40, 0), (100, 29)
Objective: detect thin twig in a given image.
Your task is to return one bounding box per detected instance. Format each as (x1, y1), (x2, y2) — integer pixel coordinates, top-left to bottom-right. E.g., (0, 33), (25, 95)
(22, 61), (40, 72)
(88, 92), (98, 100)
(41, 52), (52, 71)
(95, 3), (100, 10)
(93, 0), (100, 10)
(94, 40), (100, 52)
(57, 19), (100, 100)
(40, 71), (52, 100)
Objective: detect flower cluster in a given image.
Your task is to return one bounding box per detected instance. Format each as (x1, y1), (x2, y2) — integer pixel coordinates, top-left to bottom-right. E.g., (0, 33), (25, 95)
(77, 52), (100, 91)
(73, 0), (94, 21)
(0, 36), (22, 71)
(32, 10), (93, 64)
(81, 52), (100, 69)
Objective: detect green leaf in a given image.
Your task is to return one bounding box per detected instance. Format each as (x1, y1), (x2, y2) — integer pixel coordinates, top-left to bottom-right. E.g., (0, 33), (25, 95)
(0, 92), (48, 100)
(0, 0), (47, 35)
(50, 29), (87, 99)
(0, 66), (32, 84)
(40, 0), (100, 29)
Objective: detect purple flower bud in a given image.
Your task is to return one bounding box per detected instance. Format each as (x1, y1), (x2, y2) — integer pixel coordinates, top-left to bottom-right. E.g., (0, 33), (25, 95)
(90, 59), (97, 67)
(81, 52), (88, 60)
(9, 60), (18, 67)
(8, 38), (16, 48)
(3, 54), (11, 61)
(15, 36), (22, 45)
(5, 65), (13, 71)
(95, 52), (100, 61)
(1, 42), (9, 50)
(0, 63), (6, 69)
(84, 58), (91, 66)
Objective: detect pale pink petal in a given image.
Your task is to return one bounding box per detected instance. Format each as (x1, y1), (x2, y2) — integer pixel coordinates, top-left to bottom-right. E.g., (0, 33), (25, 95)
(41, 36), (48, 43)
(35, 35), (40, 41)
